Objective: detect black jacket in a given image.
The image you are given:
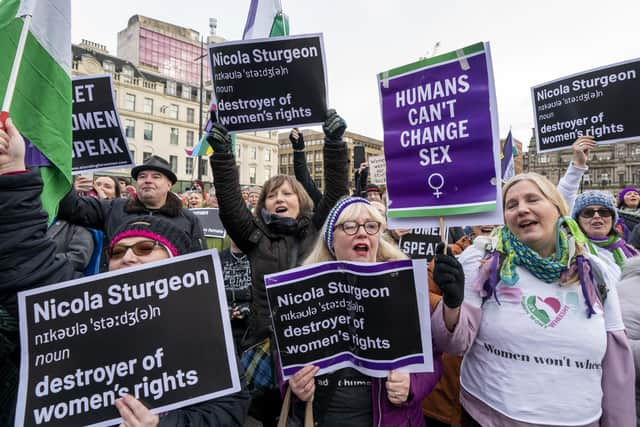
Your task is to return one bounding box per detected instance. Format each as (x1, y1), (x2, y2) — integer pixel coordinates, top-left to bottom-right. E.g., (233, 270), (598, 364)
(0, 169), (75, 318)
(293, 149), (322, 210)
(211, 141), (349, 346)
(58, 190), (205, 252)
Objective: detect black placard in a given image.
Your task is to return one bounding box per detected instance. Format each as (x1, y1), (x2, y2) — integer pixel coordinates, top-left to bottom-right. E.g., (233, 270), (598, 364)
(208, 34), (328, 133)
(264, 260), (432, 379)
(190, 208), (226, 238)
(16, 251), (239, 427)
(532, 58), (640, 152)
(399, 228), (446, 261)
(71, 75), (133, 173)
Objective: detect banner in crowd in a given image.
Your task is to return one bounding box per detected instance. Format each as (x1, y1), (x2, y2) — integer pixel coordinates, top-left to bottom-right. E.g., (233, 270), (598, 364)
(208, 34), (328, 133)
(71, 75), (133, 173)
(532, 58), (640, 152)
(264, 260), (432, 379)
(399, 227), (448, 261)
(377, 42), (502, 229)
(190, 208), (226, 238)
(16, 251), (239, 427)
(368, 155), (387, 185)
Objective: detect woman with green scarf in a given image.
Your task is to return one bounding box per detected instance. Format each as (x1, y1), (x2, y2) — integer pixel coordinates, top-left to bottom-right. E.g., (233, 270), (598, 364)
(572, 190), (639, 269)
(430, 172), (635, 426)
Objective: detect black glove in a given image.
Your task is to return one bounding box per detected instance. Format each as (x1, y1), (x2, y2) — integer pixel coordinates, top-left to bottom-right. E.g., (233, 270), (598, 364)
(432, 243), (465, 308)
(322, 109), (347, 142)
(289, 128), (304, 150)
(206, 123), (232, 154)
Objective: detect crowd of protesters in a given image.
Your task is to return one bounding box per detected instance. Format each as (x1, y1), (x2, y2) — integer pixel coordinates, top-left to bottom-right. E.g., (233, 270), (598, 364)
(2, 108), (640, 427)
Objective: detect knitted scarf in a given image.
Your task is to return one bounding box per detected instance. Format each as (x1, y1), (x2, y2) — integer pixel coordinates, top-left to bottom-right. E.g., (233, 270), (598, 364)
(589, 233), (639, 269)
(475, 217), (600, 317)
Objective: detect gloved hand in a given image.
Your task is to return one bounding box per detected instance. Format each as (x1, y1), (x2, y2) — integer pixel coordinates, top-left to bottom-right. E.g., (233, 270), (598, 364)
(206, 123), (232, 154)
(433, 242), (465, 308)
(322, 109), (347, 142)
(289, 128), (304, 150)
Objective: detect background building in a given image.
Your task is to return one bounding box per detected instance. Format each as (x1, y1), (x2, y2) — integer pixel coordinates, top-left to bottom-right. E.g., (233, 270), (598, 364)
(524, 130), (640, 195)
(278, 130), (384, 192)
(73, 14), (279, 191)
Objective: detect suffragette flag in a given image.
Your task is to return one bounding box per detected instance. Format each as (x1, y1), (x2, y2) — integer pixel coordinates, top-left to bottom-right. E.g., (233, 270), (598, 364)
(242, 0), (289, 39)
(501, 130), (515, 182)
(0, 0), (72, 220)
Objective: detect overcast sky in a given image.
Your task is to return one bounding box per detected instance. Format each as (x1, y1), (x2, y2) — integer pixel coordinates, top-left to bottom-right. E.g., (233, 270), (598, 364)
(71, 0), (640, 147)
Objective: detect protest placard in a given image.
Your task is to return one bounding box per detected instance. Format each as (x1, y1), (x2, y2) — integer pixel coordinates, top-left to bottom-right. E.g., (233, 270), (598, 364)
(71, 74), (133, 173)
(190, 208), (226, 238)
(368, 155), (386, 185)
(532, 58), (640, 153)
(208, 34), (328, 133)
(264, 259), (432, 379)
(15, 251), (239, 427)
(378, 42), (502, 229)
(399, 227), (448, 261)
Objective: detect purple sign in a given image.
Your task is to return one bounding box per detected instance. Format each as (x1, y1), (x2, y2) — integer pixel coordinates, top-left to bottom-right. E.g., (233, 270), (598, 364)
(378, 42), (500, 221)
(264, 260), (432, 379)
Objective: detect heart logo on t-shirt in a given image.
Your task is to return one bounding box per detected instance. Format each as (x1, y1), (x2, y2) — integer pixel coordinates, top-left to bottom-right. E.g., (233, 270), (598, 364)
(522, 295), (569, 328)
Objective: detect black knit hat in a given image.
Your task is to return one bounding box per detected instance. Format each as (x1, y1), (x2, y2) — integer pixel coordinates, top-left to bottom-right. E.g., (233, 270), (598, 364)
(110, 216), (191, 257)
(131, 155), (177, 184)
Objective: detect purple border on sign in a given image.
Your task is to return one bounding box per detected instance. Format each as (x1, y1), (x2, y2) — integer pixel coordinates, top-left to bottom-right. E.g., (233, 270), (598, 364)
(264, 259), (412, 287)
(282, 353), (425, 376)
(381, 53), (495, 210)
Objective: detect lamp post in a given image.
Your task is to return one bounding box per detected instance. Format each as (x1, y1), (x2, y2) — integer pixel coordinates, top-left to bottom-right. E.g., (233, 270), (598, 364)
(196, 36), (205, 182)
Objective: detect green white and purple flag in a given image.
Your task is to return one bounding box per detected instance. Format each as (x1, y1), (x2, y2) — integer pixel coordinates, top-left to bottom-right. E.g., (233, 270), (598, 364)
(242, 0), (289, 39)
(0, 0), (72, 220)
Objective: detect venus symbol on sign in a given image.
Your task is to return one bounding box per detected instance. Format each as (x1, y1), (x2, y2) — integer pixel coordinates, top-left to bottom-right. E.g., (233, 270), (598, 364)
(427, 173), (444, 198)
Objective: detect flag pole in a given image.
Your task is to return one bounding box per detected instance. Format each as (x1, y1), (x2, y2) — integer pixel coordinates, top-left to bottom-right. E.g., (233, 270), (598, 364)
(1, 14), (32, 127)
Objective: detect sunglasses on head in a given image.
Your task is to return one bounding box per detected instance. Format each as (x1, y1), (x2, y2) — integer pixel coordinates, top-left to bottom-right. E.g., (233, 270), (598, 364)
(579, 207), (613, 219)
(110, 240), (161, 259)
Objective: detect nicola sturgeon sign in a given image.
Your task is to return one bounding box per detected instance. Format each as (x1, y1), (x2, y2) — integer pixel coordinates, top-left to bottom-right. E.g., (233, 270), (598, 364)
(378, 42), (502, 229)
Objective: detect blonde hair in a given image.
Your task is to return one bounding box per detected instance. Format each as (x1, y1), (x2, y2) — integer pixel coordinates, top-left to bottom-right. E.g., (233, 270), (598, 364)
(502, 172), (569, 217)
(256, 175), (314, 218)
(303, 201), (407, 264)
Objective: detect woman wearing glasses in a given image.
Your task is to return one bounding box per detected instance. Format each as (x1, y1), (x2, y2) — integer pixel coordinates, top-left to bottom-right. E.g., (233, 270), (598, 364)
(571, 190), (639, 269)
(286, 197), (443, 427)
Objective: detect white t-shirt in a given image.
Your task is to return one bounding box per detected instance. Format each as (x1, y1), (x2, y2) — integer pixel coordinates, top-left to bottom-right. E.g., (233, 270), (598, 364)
(458, 245), (624, 426)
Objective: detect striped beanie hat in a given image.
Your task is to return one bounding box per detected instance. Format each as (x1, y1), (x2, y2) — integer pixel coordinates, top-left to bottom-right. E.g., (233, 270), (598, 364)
(324, 197), (370, 256)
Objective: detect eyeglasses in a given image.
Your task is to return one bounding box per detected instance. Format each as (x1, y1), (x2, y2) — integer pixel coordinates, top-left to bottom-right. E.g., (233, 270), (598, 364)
(110, 240), (161, 259)
(335, 221), (381, 235)
(579, 207), (613, 219)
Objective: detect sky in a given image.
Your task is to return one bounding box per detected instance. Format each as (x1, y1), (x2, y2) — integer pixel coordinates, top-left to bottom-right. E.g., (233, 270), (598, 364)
(71, 0), (640, 148)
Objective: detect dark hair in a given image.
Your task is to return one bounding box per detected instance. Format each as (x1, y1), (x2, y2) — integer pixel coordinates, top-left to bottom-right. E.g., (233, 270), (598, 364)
(95, 175), (121, 198)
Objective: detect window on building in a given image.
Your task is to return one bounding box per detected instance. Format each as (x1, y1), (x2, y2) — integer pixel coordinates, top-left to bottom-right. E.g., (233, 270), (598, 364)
(280, 154), (286, 164)
(169, 155), (178, 173)
(186, 107), (195, 123)
(170, 128), (179, 145)
(236, 144), (242, 158)
(143, 151), (152, 162)
(265, 166), (272, 180)
(249, 166), (256, 184)
(144, 123), (153, 141)
(143, 98), (153, 114)
(168, 104), (179, 120)
(200, 158), (208, 176)
(186, 157), (194, 175)
(182, 84), (191, 99)
(125, 119), (135, 138)
(315, 151), (322, 161)
(103, 61), (115, 73)
(166, 80), (177, 96)
(186, 130), (195, 147)
(265, 149), (271, 162)
(122, 66), (134, 78)
(250, 146), (257, 160)
(130, 150), (135, 163)
(125, 93), (136, 111)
